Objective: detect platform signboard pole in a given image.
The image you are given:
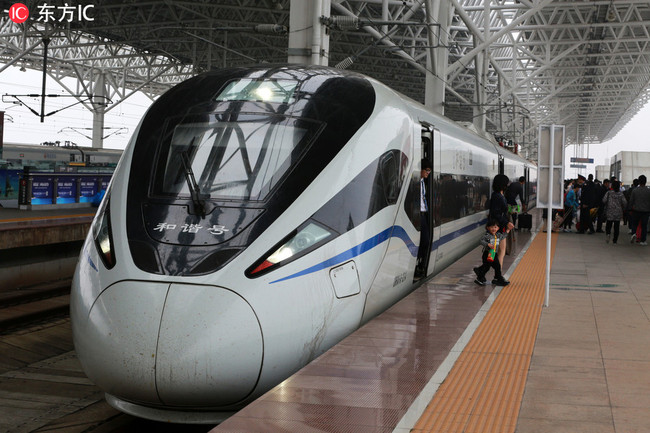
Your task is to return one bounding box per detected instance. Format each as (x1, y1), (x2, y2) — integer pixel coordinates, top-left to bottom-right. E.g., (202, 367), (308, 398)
(537, 125), (565, 307)
(0, 111), (4, 160)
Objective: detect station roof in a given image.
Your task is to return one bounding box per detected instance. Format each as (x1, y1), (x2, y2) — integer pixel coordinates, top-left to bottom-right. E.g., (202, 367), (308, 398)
(1, 0), (650, 159)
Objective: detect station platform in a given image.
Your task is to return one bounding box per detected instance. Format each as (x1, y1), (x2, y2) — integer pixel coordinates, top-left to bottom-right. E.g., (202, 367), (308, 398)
(210, 215), (650, 433)
(0, 206), (96, 226)
(0, 207), (95, 289)
(0, 207), (95, 249)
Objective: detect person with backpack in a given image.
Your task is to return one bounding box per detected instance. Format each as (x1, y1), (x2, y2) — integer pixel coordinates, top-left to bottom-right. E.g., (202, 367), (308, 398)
(505, 176), (526, 228)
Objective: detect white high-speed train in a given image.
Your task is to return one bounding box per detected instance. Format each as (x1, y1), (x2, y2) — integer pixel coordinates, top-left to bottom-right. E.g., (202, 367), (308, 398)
(71, 65), (536, 423)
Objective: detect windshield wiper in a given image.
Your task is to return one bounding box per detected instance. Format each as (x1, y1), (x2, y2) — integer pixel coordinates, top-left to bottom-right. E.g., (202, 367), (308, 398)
(180, 150), (206, 217)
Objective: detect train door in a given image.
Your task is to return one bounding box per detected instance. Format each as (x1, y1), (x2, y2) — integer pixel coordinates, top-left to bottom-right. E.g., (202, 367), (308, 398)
(417, 124), (437, 278)
(498, 155), (505, 174)
(430, 128), (441, 275)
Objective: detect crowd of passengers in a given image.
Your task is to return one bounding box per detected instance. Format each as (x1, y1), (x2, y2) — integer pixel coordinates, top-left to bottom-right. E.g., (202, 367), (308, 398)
(543, 173), (650, 246)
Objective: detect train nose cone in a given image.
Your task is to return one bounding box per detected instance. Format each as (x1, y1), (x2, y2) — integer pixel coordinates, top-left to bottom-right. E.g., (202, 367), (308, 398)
(155, 283), (263, 407)
(75, 281), (262, 408)
(74, 281), (169, 403)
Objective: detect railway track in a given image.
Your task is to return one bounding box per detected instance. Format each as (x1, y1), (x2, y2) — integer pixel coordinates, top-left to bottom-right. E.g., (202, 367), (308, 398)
(0, 280), (72, 334)
(0, 282), (217, 432)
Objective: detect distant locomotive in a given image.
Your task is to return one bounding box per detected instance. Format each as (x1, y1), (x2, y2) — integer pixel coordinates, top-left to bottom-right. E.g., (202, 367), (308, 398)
(71, 65), (536, 423)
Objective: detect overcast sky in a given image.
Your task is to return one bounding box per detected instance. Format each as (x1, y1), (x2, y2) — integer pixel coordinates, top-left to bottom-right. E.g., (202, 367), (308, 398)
(563, 101), (650, 179)
(1, 64), (150, 149)
(2, 63), (649, 175)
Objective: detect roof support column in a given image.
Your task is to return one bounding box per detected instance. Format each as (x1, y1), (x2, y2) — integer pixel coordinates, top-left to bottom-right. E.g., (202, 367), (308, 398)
(424, 0), (449, 115)
(498, 74), (504, 134)
(473, 0), (490, 132)
(91, 72), (106, 149)
(511, 41), (519, 151)
(288, 0), (330, 65)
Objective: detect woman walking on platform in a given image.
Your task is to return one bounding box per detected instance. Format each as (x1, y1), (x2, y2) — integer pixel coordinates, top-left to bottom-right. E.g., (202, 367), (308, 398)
(488, 174), (514, 272)
(603, 180), (627, 244)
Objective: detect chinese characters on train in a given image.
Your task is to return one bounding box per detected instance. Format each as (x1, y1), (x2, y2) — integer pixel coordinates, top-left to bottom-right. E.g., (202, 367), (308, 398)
(154, 223), (230, 236)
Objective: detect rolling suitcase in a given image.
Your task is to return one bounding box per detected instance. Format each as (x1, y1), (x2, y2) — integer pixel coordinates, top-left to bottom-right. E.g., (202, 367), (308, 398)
(552, 207), (573, 231)
(518, 212), (532, 231)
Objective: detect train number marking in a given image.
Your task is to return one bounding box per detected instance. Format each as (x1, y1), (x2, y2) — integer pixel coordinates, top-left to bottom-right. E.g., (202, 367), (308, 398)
(393, 272), (408, 287)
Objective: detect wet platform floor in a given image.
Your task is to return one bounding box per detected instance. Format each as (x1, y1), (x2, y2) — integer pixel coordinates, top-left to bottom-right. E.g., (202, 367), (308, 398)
(212, 212), (650, 433)
(211, 225), (536, 433)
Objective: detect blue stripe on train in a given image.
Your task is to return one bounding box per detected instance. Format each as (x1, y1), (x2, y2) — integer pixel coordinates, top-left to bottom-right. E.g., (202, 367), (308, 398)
(431, 218), (488, 250)
(269, 218), (487, 284)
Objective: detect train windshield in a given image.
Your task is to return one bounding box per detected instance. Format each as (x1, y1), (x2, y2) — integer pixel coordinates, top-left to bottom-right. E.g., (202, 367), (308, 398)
(155, 113), (321, 201)
(216, 79), (298, 104)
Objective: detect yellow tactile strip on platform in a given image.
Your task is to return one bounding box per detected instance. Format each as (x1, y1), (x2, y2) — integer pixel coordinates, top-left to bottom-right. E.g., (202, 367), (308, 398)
(414, 233), (557, 433)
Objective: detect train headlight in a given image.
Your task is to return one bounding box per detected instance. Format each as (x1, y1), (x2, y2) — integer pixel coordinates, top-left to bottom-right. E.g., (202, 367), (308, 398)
(247, 221), (334, 277)
(92, 196), (116, 269)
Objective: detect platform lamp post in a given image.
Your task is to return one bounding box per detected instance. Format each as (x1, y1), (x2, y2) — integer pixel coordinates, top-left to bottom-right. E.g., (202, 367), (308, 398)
(537, 125), (565, 307)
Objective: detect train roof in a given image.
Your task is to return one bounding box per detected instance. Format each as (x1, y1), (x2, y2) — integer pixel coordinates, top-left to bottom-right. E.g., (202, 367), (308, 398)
(373, 78), (536, 168)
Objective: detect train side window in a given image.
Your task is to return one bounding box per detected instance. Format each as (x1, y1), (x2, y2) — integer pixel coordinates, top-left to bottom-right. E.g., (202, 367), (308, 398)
(438, 174), (490, 225)
(312, 150), (409, 233)
(403, 173), (420, 229)
(438, 173), (458, 224)
(378, 151), (403, 205)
